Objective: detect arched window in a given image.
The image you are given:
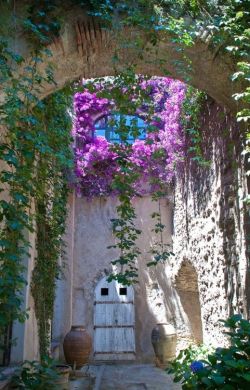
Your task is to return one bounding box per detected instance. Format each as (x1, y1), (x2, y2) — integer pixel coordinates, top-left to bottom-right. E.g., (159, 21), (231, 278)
(94, 114), (147, 144)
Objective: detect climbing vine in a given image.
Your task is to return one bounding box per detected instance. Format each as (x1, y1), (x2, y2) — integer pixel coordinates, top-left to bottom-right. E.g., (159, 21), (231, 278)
(87, 0), (249, 155)
(0, 2), (72, 359)
(73, 74), (185, 284)
(0, 49), (52, 338)
(31, 90), (73, 357)
(108, 149), (142, 285)
(81, 2), (249, 293)
(0, 0), (249, 359)
(181, 86), (210, 166)
(73, 0), (249, 284)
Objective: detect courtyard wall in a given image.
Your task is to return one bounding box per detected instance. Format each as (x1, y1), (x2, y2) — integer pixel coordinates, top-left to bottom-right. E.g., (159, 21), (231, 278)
(171, 99), (248, 346)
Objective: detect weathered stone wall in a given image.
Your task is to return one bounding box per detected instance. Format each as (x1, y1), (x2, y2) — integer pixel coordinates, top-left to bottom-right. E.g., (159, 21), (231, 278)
(171, 99), (248, 346)
(53, 100), (249, 362)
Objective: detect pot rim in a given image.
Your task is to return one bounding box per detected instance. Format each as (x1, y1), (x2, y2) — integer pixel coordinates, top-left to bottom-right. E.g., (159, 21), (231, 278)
(54, 364), (71, 372)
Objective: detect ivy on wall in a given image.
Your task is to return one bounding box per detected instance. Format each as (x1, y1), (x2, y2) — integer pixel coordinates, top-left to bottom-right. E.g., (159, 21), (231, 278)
(181, 87), (210, 166)
(0, 48), (53, 342)
(31, 90), (73, 357)
(81, 0), (249, 285)
(0, 2), (72, 359)
(0, 0), (248, 359)
(87, 0), (249, 174)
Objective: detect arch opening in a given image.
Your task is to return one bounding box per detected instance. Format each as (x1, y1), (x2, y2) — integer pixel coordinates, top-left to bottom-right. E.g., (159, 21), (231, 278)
(175, 262), (203, 343)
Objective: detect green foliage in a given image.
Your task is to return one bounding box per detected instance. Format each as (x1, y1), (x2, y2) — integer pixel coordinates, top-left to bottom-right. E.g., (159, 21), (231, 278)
(88, 0), (249, 166)
(168, 343), (214, 385)
(86, 73), (173, 285)
(182, 86), (210, 166)
(0, 43), (49, 336)
(147, 204), (174, 267)
(217, 1), (250, 178)
(0, 0), (249, 358)
(24, 1), (62, 48)
(107, 168), (142, 285)
(12, 356), (60, 390)
(0, 2), (73, 358)
(31, 89), (73, 357)
(168, 314), (250, 389)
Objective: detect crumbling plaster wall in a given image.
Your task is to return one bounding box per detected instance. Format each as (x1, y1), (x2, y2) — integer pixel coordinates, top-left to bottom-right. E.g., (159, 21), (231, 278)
(171, 99), (248, 346)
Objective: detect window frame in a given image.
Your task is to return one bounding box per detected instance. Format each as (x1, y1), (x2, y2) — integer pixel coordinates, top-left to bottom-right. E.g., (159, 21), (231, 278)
(94, 113), (147, 144)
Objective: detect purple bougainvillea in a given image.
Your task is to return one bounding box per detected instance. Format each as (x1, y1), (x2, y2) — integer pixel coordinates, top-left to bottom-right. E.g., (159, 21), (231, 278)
(72, 77), (186, 197)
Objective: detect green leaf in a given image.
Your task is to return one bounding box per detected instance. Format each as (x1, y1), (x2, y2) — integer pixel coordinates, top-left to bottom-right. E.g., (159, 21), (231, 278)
(240, 373), (250, 381)
(212, 375), (225, 385)
(201, 377), (212, 386)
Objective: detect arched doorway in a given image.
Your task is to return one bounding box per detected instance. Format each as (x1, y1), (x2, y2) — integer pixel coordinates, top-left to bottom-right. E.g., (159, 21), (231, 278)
(94, 277), (135, 360)
(175, 262), (203, 343)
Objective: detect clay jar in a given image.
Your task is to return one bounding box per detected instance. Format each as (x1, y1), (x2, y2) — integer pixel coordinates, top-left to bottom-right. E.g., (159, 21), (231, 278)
(63, 326), (92, 368)
(151, 323), (177, 368)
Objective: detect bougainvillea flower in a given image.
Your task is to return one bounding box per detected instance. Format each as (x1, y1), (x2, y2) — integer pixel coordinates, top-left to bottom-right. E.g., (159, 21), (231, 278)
(72, 77), (186, 197)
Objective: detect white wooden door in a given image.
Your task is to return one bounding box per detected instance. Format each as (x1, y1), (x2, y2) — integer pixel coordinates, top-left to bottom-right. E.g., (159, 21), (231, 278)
(94, 277), (135, 360)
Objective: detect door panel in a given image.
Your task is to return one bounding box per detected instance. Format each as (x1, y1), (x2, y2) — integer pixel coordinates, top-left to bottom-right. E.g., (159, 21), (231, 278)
(94, 303), (134, 326)
(94, 277), (135, 360)
(94, 327), (135, 353)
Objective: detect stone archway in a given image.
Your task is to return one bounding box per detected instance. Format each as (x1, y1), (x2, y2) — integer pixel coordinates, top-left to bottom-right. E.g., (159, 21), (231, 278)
(4, 1), (247, 364)
(175, 261), (203, 343)
(12, 2), (241, 111)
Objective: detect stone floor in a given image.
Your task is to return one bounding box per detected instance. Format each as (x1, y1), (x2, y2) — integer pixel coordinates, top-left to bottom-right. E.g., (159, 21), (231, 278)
(69, 364), (181, 390)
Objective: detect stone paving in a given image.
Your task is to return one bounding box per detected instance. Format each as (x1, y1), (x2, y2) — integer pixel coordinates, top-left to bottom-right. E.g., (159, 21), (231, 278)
(69, 364), (181, 390)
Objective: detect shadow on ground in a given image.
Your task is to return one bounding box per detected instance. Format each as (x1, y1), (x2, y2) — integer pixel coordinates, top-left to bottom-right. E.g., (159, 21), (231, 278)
(68, 364), (181, 390)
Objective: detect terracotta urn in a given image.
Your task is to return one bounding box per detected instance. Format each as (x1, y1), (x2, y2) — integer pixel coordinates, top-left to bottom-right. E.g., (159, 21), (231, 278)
(63, 326), (92, 368)
(151, 323), (177, 368)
